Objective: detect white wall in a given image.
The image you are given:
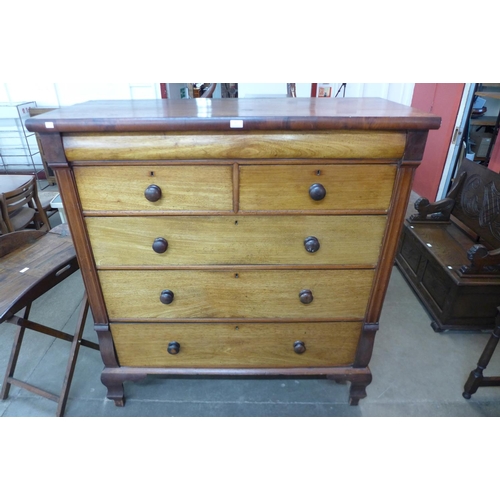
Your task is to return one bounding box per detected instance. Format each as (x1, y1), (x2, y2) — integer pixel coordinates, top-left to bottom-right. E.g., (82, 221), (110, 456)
(238, 83), (415, 105)
(0, 83), (161, 107)
(1, 83), (415, 106)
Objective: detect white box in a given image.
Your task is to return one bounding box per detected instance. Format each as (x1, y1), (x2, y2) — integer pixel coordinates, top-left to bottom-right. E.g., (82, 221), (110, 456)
(50, 193), (66, 224)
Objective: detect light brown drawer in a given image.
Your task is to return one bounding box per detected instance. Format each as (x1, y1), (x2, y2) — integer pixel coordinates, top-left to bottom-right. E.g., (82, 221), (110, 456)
(111, 322), (362, 368)
(63, 131), (406, 161)
(74, 165), (233, 212)
(86, 215), (387, 267)
(98, 269), (375, 320)
(239, 164), (397, 211)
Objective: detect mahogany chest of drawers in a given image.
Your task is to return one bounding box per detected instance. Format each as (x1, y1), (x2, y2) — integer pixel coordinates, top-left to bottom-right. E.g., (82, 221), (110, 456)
(26, 98), (440, 408)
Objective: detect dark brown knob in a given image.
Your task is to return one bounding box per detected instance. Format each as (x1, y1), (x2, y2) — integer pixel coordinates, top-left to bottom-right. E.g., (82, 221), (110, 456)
(304, 236), (320, 253)
(167, 341), (180, 355)
(299, 289), (313, 304)
(294, 341), (306, 354)
(309, 183), (326, 201)
(145, 184), (162, 202)
(152, 237), (168, 254)
(160, 289), (174, 304)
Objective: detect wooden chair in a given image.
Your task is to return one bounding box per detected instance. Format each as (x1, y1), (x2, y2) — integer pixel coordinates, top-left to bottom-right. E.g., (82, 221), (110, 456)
(0, 226), (99, 416)
(200, 83), (217, 98)
(0, 175), (51, 234)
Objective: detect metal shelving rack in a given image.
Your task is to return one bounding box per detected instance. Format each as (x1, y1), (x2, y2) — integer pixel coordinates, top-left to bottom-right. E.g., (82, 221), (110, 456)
(0, 101), (47, 189)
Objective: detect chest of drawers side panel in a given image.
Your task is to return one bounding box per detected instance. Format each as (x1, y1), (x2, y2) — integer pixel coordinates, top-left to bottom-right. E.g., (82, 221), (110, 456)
(40, 147), (108, 326)
(353, 131), (431, 370)
(36, 133), (120, 371)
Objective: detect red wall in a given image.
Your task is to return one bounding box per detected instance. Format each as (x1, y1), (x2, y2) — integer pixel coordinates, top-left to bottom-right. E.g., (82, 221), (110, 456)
(489, 136), (500, 173)
(411, 83), (464, 201)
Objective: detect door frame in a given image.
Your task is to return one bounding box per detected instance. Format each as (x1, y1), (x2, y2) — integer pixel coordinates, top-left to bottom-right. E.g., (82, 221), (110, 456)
(436, 83), (475, 200)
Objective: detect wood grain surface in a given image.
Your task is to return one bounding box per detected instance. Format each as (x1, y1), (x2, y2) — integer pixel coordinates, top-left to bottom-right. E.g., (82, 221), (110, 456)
(25, 98), (441, 133)
(86, 215), (387, 267)
(239, 163), (397, 211)
(63, 131), (406, 161)
(74, 165), (233, 211)
(98, 269), (375, 320)
(111, 321), (362, 368)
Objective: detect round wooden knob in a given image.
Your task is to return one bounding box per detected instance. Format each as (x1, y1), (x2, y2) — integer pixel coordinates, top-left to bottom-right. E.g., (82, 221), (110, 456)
(294, 341), (306, 354)
(309, 183), (326, 201)
(167, 341), (180, 355)
(299, 289), (313, 304)
(304, 236), (320, 253)
(144, 184), (162, 202)
(160, 289), (174, 304)
(152, 237), (168, 254)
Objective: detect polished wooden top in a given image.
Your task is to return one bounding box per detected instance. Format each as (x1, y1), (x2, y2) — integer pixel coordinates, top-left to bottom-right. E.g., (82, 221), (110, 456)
(0, 175), (33, 194)
(25, 98), (441, 133)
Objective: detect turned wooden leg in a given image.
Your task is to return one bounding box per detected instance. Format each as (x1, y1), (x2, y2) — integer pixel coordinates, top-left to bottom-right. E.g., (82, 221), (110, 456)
(463, 325), (500, 399)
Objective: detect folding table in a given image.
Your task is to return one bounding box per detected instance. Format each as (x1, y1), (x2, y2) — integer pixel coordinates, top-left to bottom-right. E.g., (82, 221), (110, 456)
(0, 225), (98, 416)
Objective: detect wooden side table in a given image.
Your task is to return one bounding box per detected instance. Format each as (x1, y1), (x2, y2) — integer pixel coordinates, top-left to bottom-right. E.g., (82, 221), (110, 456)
(0, 225), (99, 416)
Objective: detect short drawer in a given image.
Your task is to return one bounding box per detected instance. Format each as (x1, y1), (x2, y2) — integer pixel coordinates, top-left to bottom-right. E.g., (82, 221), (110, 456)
(111, 322), (362, 368)
(74, 165), (233, 212)
(98, 269), (375, 320)
(86, 215), (387, 267)
(239, 164), (397, 211)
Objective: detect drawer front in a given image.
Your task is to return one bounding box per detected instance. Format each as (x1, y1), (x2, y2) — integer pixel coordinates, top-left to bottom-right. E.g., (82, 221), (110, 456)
(98, 269), (375, 320)
(74, 165), (233, 212)
(111, 322), (362, 368)
(86, 215), (387, 267)
(63, 131), (406, 161)
(239, 164), (397, 211)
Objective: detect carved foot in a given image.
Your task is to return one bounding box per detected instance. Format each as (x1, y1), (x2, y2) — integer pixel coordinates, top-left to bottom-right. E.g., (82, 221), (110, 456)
(101, 370), (148, 407)
(101, 371), (127, 406)
(349, 382), (368, 406)
(431, 321), (445, 333)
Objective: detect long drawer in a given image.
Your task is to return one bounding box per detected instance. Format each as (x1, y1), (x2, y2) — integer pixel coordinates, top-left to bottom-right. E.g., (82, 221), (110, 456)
(63, 131), (406, 161)
(111, 322), (362, 368)
(86, 215), (387, 267)
(98, 269), (375, 320)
